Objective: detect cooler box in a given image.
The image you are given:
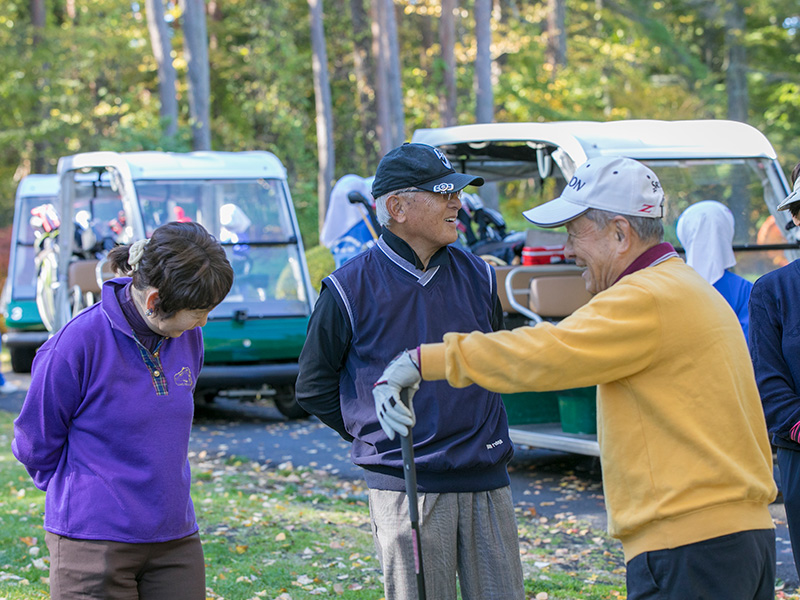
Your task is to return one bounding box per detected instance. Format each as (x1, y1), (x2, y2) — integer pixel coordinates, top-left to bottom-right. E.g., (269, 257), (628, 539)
(522, 245), (566, 265)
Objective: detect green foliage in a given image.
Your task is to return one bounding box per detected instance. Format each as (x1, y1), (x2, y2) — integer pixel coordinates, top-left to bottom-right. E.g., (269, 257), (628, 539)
(0, 0), (798, 249)
(305, 243), (335, 292)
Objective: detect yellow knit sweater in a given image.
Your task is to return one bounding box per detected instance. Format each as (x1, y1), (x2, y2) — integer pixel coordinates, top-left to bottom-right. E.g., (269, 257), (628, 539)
(420, 257), (776, 561)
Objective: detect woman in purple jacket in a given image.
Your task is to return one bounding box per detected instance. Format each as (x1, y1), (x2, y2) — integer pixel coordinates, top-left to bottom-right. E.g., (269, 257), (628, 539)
(13, 221), (233, 600)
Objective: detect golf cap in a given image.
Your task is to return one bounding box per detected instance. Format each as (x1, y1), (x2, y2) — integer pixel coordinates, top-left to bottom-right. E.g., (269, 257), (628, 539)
(371, 143), (484, 199)
(523, 156), (665, 228)
(777, 177), (800, 211)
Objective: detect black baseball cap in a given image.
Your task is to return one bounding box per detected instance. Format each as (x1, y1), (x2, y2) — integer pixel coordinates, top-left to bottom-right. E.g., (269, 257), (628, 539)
(371, 143), (484, 198)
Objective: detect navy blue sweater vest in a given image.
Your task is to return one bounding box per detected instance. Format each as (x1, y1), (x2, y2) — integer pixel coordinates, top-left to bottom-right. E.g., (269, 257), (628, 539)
(325, 238), (513, 492)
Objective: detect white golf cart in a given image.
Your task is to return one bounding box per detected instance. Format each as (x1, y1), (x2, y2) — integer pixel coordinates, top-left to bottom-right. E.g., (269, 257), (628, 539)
(412, 119), (796, 456)
(40, 150), (316, 417)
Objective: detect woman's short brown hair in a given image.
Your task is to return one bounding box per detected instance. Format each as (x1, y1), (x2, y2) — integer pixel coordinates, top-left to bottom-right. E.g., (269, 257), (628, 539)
(107, 221), (234, 317)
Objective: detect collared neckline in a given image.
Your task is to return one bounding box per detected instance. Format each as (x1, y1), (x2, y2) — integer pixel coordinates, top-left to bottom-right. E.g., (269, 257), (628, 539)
(381, 227), (451, 271)
(615, 242), (679, 283)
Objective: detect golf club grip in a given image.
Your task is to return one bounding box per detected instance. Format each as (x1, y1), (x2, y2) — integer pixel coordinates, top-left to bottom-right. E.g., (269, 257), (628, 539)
(400, 388), (426, 600)
(400, 434), (419, 523)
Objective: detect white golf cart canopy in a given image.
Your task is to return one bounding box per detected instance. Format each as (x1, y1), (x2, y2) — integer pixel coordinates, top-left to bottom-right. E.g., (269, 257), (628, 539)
(412, 119), (783, 181)
(16, 173), (60, 199)
(58, 150), (287, 181)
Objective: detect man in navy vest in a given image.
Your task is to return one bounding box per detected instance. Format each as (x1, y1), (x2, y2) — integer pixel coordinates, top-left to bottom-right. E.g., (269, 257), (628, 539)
(296, 143), (525, 600)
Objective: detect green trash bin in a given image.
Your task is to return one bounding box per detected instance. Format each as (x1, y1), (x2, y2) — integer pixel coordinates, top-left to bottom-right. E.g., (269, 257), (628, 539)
(557, 386), (597, 434)
(502, 390), (561, 426)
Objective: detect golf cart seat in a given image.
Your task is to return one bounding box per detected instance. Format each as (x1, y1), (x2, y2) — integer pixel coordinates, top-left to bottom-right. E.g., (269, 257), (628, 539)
(529, 274), (592, 318)
(501, 264), (591, 323)
(67, 259), (115, 314)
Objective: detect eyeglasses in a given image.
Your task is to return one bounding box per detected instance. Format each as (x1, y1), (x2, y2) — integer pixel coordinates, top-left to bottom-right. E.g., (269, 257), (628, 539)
(394, 188), (463, 203)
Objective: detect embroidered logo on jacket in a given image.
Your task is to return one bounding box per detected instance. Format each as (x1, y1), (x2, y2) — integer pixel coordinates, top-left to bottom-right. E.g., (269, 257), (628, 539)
(174, 367), (194, 387)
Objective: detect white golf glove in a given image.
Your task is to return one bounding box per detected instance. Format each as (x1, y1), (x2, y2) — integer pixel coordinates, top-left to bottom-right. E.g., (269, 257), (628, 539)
(373, 348), (422, 440)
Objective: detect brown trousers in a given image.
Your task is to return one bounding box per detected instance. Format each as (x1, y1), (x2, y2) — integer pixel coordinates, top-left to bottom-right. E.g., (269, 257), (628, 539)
(45, 531), (205, 600)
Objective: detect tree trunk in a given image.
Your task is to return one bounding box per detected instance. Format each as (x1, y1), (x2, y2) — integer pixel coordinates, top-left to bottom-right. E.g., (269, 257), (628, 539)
(546, 0), (567, 75)
(145, 0), (179, 139)
(180, 0), (212, 150)
(725, 0), (748, 123)
(308, 0), (336, 233)
(372, 0), (392, 155)
(350, 0), (377, 169)
(31, 0), (47, 173)
(439, 0), (457, 127)
(474, 0), (498, 209)
(724, 0), (749, 241)
(31, 0), (45, 27)
(474, 0), (493, 124)
(384, 0), (405, 146)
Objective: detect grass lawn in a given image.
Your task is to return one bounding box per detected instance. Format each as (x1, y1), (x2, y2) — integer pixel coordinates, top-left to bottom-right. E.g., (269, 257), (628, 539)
(1, 409), (792, 599)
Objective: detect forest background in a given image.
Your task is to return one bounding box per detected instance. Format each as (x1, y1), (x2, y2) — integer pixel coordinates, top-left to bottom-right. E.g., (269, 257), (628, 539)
(1, 0), (799, 253)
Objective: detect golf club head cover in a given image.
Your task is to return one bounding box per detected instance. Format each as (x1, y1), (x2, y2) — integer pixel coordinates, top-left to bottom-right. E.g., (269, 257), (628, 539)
(372, 348), (422, 440)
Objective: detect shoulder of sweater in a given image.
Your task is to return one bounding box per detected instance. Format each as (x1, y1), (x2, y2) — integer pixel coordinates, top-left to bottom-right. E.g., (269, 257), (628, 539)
(753, 260), (799, 289)
(590, 259), (703, 308)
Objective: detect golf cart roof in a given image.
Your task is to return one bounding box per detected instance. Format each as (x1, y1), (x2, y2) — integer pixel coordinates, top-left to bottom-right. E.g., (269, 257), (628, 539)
(57, 150), (287, 181)
(16, 174), (60, 198)
(411, 120), (779, 180)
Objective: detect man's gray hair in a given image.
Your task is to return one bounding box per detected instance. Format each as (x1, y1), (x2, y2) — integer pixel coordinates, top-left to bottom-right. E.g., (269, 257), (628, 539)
(375, 192), (392, 227)
(584, 208), (664, 244)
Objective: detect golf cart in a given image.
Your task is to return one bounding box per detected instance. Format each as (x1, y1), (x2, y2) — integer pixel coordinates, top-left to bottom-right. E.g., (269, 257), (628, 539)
(412, 119), (796, 456)
(1, 174), (60, 372)
(40, 150), (315, 418)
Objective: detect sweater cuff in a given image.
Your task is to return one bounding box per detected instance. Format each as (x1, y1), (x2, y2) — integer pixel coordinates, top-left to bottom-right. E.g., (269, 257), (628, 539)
(420, 343), (447, 381)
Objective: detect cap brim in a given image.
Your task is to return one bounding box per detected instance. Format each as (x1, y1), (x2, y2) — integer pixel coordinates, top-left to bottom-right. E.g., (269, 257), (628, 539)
(417, 172), (484, 193)
(523, 197), (589, 228)
(778, 182), (800, 211)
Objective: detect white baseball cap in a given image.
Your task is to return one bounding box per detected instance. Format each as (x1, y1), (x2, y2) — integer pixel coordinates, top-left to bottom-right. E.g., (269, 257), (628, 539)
(523, 156), (665, 228)
(777, 177), (800, 211)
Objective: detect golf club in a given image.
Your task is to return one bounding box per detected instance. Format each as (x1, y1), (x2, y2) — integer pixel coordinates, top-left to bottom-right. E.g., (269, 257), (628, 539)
(347, 190), (380, 239)
(399, 387), (426, 600)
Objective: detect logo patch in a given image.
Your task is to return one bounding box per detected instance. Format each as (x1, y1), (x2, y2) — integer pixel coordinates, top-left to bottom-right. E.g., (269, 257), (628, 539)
(174, 367), (194, 387)
(433, 182), (455, 193)
(433, 147), (452, 169)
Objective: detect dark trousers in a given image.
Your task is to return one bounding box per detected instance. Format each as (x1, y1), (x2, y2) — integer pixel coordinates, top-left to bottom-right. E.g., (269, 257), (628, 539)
(778, 446), (800, 580)
(46, 531), (205, 600)
(626, 529), (776, 600)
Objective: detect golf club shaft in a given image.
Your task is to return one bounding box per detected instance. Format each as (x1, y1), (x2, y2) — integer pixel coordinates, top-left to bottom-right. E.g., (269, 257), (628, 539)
(400, 388), (426, 600)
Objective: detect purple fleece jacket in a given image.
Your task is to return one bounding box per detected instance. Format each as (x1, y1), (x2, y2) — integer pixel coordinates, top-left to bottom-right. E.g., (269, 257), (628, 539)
(12, 278), (203, 543)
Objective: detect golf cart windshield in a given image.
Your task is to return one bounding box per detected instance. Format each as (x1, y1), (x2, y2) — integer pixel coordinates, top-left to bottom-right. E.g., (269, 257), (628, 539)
(136, 178), (308, 318)
(12, 195), (58, 300)
(637, 157), (796, 280)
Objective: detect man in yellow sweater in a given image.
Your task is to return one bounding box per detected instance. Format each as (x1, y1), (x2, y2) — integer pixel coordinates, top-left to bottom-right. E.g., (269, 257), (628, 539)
(373, 156), (777, 599)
